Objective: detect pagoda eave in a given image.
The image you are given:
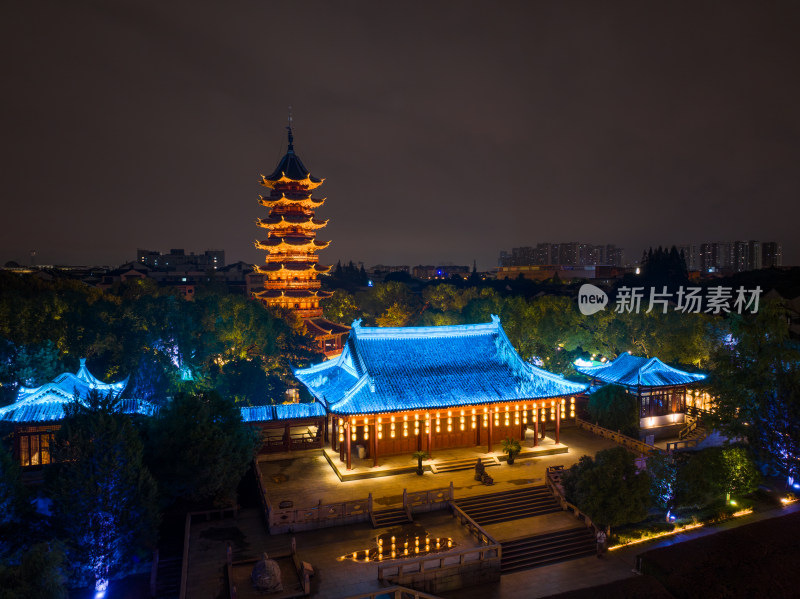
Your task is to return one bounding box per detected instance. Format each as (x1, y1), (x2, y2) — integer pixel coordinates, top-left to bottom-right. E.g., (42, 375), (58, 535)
(256, 262), (331, 274)
(257, 216), (329, 230)
(258, 195), (326, 209)
(260, 174), (324, 191)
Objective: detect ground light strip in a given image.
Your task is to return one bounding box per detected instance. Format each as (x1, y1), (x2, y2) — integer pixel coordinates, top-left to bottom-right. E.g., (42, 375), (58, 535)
(607, 508), (755, 551)
(607, 522), (705, 551)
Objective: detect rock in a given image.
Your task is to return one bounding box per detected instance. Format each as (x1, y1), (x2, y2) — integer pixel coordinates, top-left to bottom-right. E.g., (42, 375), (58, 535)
(251, 552), (283, 593)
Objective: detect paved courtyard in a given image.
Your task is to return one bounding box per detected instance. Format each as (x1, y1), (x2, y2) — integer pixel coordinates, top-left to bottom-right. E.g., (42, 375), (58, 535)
(258, 425), (619, 509)
(184, 425), (800, 599)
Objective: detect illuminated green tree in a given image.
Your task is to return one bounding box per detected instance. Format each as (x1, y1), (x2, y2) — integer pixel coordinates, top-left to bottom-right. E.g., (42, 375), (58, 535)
(323, 289), (360, 324)
(48, 393), (159, 592)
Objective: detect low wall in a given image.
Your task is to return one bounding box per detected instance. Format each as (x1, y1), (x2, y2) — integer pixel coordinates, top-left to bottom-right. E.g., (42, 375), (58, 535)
(269, 498), (371, 534)
(576, 418), (662, 455)
(378, 546), (501, 594)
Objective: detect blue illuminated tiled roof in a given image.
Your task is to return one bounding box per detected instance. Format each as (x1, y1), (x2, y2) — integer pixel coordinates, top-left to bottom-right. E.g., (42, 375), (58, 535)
(574, 352), (706, 388)
(293, 315), (587, 416)
(240, 402), (326, 423)
(0, 359), (155, 423)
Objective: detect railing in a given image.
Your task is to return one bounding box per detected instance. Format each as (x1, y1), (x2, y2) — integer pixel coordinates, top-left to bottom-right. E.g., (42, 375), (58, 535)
(576, 417), (663, 455)
(545, 466), (600, 536)
(254, 459), (272, 524)
(258, 429), (322, 453)
(404, 483), (453, 514)
(269, 496), (371, 532)
(179, 506), (240, 599)
(678, 418), (698, 440)
(449, 502), (498, 547)
(686, 405), (712, 419)
(666, 438), (700, 452)
(343, 586), (445, 599)
(377, 544), (501, 583)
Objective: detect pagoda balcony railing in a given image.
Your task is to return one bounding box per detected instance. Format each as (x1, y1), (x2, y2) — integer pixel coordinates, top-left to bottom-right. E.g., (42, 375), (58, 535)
(294, 308), (324, 319)
(263, 280), (322, 290)
(266, 254), (320, 263)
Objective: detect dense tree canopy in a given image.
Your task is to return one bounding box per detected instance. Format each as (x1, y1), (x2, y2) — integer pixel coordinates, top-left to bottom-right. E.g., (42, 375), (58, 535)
(709, 299), (800, 482)
(0, 273), (321, 405)
(141, 391), (258, 507)
(675, 446), (760, 507)
(562, 447), (651, 531)
(586, 384), (639, 437)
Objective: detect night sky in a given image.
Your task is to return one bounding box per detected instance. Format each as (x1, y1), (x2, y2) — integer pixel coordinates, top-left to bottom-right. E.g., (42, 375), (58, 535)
(2, 1), (799, 270)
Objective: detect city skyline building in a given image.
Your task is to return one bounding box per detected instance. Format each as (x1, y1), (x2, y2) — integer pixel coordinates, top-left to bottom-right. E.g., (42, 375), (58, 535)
(699, 241), (781, 272)
(499, 243), (625, 268)
(136, 248), (225, 270)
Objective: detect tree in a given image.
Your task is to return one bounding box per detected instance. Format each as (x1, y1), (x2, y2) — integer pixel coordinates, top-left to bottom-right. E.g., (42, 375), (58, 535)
(501, 437), (521, 465)
(412, 450), (428, 475)
(323, 289), (360, 324)
(358, 282), (420, 326)
(648, 452), (678, 520)
(586, 384), (639, 437)
(376, 302), (415, 327)
(48, 393), (159, 592)
(0, 543), (67, 599)
(142, 391), (258, 507)
(213, 358), (269, 405)
(562, 447), (650, 532)
(0, 443), (28, 531)
(675, 446), (760, 508)
(0, 340), (65, 404)
(709, 299), (800, 483)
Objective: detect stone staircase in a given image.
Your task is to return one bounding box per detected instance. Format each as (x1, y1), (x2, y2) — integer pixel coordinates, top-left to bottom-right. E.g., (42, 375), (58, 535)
(682, 423), (707, 442)
(500, 526), (596, 572)
(453, 485), (561, 526)
(371, 506), (412, 528)
(429, 455), (500, 474)
(154, 555), (182, 598)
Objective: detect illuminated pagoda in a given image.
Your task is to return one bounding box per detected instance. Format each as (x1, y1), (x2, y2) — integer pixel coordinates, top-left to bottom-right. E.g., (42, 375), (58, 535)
(253, 118), (349, 357)
(0, 359), (155, 467)
(574, 353), (706, 436)
(294, 316), (587, 470)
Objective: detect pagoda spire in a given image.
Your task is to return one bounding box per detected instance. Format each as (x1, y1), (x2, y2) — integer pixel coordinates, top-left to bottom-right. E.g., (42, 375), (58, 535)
(287, 106), (294, 153)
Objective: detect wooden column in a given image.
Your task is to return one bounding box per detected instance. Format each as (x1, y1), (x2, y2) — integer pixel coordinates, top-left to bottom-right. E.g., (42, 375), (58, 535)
(339, 419), (345, 462)
(556, 403), (561, 444)
(372, 418), (379, 468)
(427, 413), (432, 458)
(332, 417), (337, 451)
(487, 408), (493, 453)
(345, 419), (352, 470)
(533, 407), (539, 447)
(324, 415), (329, 444)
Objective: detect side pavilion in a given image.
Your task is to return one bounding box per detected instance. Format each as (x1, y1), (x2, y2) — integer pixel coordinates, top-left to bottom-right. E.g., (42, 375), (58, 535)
(574, 352), (706, 435)
(293, 315), (587, 470)
(0, 359), (156, 467)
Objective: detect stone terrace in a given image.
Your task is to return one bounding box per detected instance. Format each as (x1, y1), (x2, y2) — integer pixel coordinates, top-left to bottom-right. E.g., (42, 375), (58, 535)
(185, 427), (619, 599)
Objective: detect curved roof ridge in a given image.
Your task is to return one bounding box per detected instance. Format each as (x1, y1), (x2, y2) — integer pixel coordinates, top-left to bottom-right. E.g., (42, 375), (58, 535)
(349, 317), (500, 339)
